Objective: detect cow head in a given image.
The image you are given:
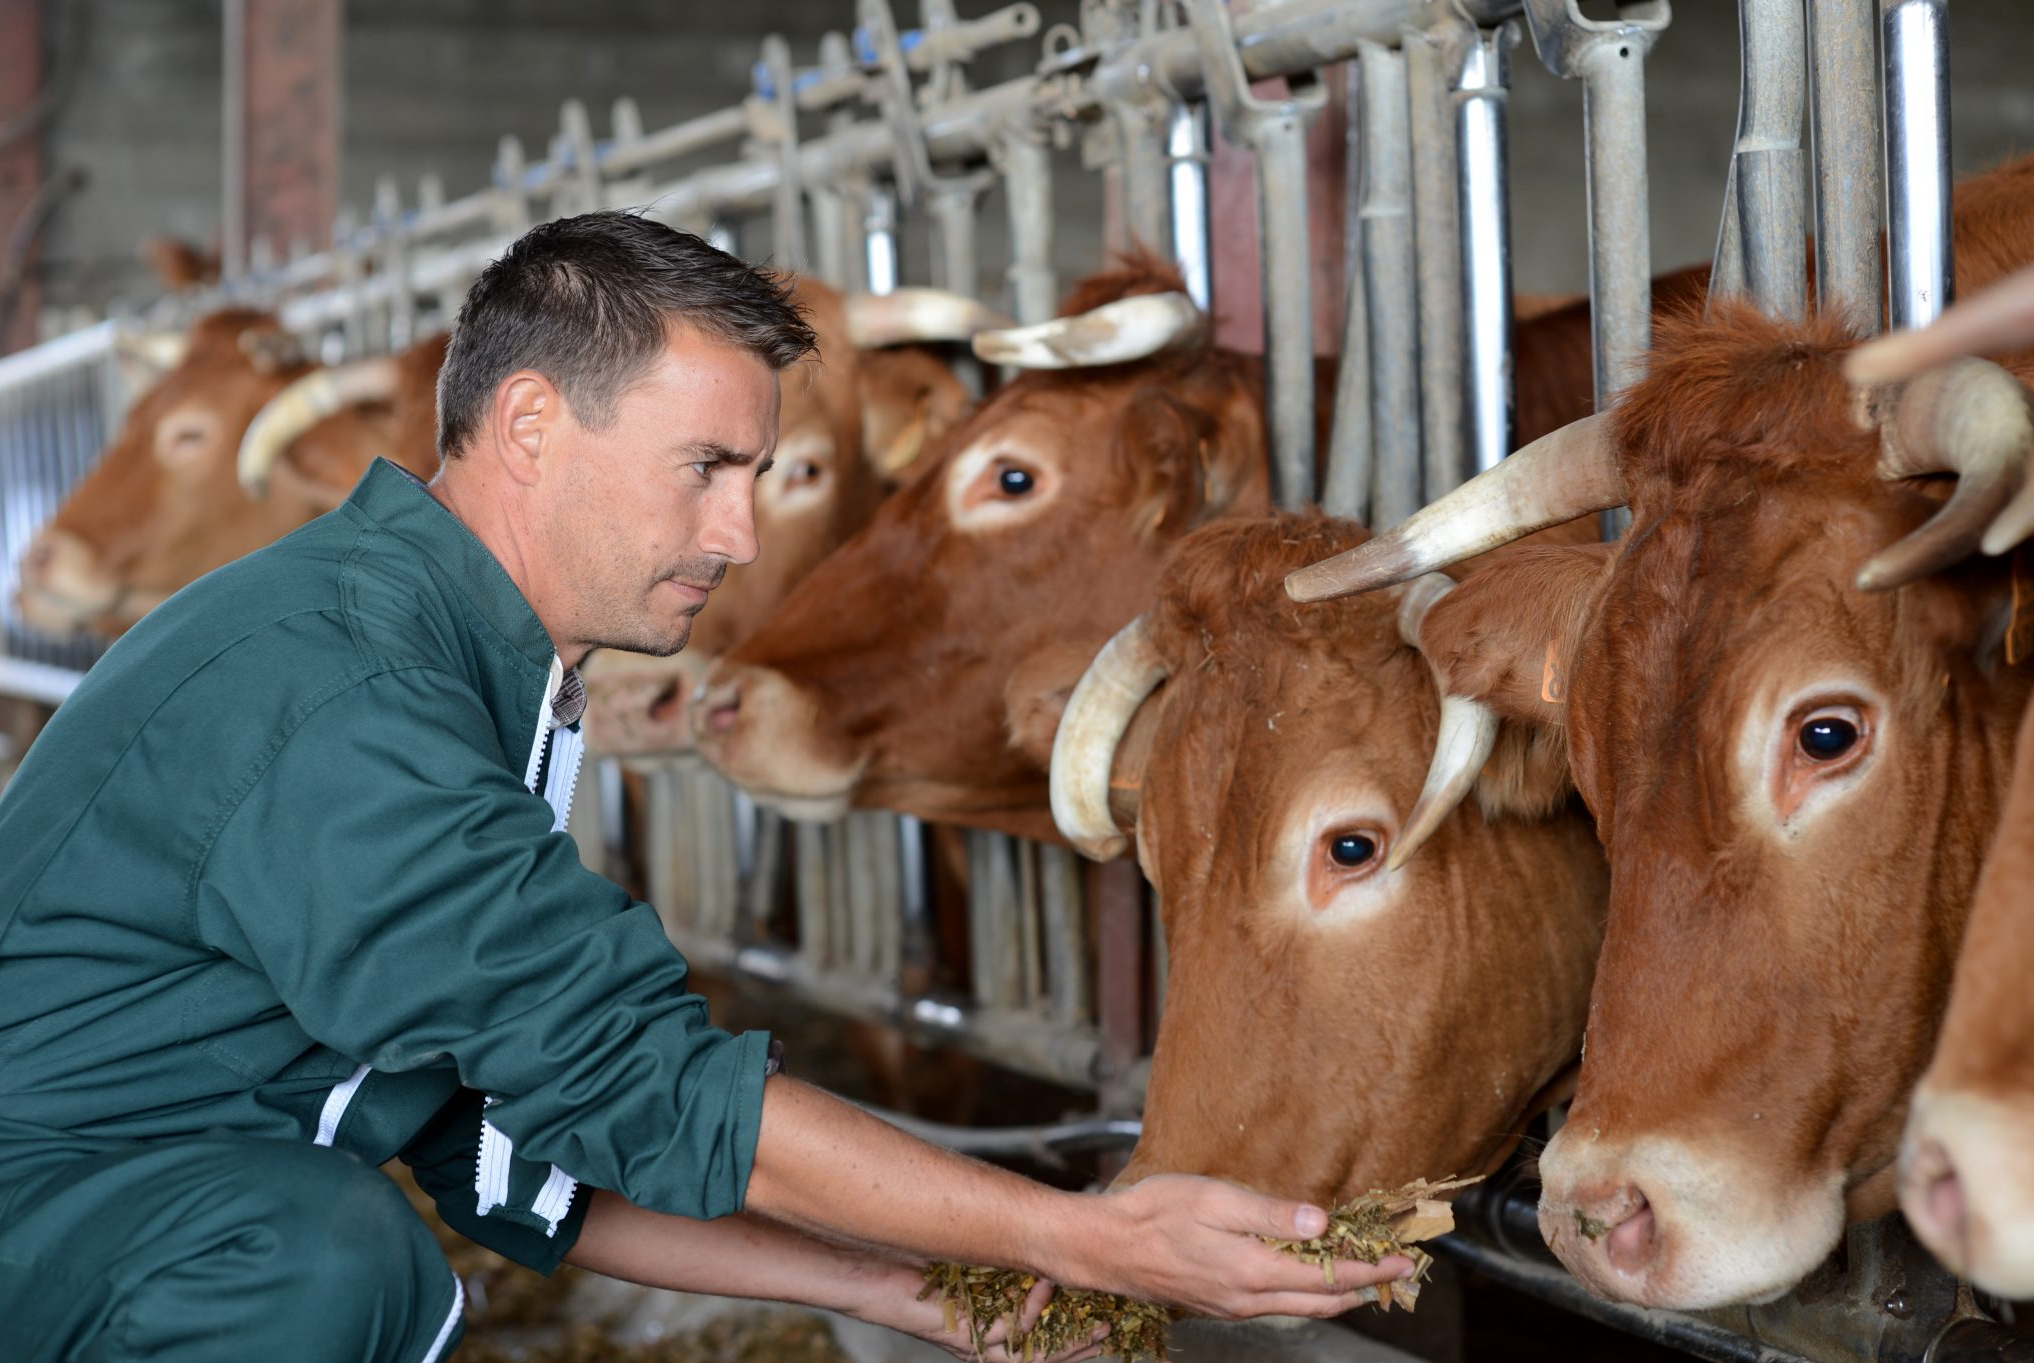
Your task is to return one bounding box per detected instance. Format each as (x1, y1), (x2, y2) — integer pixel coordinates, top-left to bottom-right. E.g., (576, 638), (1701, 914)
(1855, 261), (2034, 1300)
(16, 310), (422, 639)
(578, 281), (984, 758)
(688, 257), (1272, 838)
(1287, 301), (2034, 1308)
(1048, 515), (1606, 1207)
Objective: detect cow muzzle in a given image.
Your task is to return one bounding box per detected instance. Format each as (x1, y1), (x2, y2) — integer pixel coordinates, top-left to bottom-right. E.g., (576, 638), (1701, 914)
(1536, 1124), (1846, 1309)
(14, 530), (127, 637)
(1898, 1084), (2034, 1299)
(689, 660), (863, 821)
(581, 649), (711, 761)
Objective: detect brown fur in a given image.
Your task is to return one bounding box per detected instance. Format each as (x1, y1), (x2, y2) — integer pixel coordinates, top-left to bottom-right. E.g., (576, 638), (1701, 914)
(1116, 516), (1607, 1207)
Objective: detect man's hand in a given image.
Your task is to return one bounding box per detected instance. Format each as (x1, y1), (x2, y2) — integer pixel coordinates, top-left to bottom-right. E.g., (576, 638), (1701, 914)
(1061, 1174), (1415, 1320)
(845, 1262), (1109, 1363)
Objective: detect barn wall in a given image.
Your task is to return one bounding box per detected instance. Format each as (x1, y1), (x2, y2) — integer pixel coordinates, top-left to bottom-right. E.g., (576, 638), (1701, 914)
(20, 0), (2034, 323)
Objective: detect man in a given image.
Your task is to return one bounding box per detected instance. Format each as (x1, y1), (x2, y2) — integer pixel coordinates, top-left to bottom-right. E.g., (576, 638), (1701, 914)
(0, 213), (1409, 1363)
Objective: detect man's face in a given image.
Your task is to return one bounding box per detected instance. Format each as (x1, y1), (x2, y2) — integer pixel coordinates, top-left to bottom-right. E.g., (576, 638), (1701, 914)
(546, 326), (781, 657)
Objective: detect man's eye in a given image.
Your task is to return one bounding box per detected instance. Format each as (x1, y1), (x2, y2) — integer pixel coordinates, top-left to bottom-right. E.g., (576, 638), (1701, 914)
(690, 461), (715, 478)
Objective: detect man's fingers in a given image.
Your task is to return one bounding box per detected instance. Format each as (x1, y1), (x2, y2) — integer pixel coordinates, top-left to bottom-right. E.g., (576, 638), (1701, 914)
(1247, 1289), (1385, 1320)
(1209, 1189), (1329, 1240)
(1845, 264), (2034, 384)
(1018, 1277), (1055, 1334)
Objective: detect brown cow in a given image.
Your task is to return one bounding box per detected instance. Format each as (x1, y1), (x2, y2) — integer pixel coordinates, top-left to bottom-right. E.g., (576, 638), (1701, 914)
(1851, 263), (2034, 1297)
(14, 313), (441, 638)
(691, 254), (1698, 843)
(1282, 154), (2034, 1309)
(579, 284), (981, 757)
(690, 258), (1281, 840)
(1049, 514), (1606, 1208)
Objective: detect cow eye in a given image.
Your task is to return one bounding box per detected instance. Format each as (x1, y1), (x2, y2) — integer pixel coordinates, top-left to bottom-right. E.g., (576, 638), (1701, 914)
(996, 464), (1035, 497)
(1328, 833), (1378, 868)
(786, 458), (824, 488)
(1798, 715), (1858, 760)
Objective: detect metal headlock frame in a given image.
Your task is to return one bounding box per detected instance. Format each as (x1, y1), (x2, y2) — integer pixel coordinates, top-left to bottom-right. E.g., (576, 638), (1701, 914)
(0, 2), (2015, 1357)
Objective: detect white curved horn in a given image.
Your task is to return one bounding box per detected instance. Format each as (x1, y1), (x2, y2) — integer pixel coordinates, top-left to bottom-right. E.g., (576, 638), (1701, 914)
(237, 357), (401, 496)
(844, 288), (1013, 347)
(1385, 573), (1499, 871)
(1389, 697), (1501, 872)
(1050, 615), (1169, 862)
(1856, 357), (2034, 590)
(972, 292), (1202, 370)
(1286, 412), (1624, 603)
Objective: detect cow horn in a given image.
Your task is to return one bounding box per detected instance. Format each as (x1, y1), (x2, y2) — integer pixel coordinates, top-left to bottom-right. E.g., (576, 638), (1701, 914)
(1387, 573), (1499, 871)
(1285, 413), (1625, 603)
(1845, 263), (2034, 386)
(1857, 358), (2034, 591)
(972, 292), (1203, 370)
(237, 358), (402, 496)
(844, 288), (1013, 347)
(113, 330), (188, 373)
(1050, 615), (1169, 862)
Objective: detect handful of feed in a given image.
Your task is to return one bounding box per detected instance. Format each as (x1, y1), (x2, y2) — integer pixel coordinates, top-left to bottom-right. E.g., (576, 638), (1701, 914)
(1262, 1174), (1482, 1312)
(917, 1174), (1480, 1361)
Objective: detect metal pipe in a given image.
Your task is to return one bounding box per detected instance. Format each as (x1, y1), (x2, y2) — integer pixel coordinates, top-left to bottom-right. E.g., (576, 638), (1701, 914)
(1405, 23), (1465, 503)
(863, 1106), (1142, 1161)
(927, 179), (981, 297)
(863, 185), (901, 294)
(221, 0), (247, 280)
(1358, 40), (1422, 528)
(999, 128), (1057, 325)
(1322, 59), (1373, 524)
(1455, 24), (1518, 480)
(1809, 0), (1884, 332)
(1112, 103), (1171, 253)
(1166, 102), (1213, 310)
(1579, 18), (1664, 393)
(1723, 0), (1809, 322)
(1882, 0), (1952, 329)
(1254, 114), (1317, 510)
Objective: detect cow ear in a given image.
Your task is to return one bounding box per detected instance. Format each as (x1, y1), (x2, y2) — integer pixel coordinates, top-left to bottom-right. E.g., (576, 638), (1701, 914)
(1117, 388), (1225, 541)
(1416, 539), (1614, 820)
(269, 406), (399, 510)
(239, 326), (306, 374)
(857, 347), (972, 477)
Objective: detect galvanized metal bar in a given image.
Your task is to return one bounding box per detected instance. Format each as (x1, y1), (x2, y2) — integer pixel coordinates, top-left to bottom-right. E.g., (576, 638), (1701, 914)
(1882, 0), (1953, 329)
(927, 180), (982, 297)
(1090, 858), (1147, 1122)
(1809, 0), (1884, 333)
(998, 128), (1057, 324)
(1404, 22), (1466, 502)
(1190, 0), (1323, 511)
(826, 819), (853, 964)
(847, 813), (882, 976)
(864, 185), (901, 295)
(760, 35), (810, 274)
(1166, 102), (1213, 309)
(1016, 841), (1044, 1009)
(795, 820), (832, 966)
(1358, 40), (1422, 528)
(1112, 102), (1172, 253)
(1455, 23), (1518, 480)
(1038, 843), (1090, 1027)
(1728, 0), (1809, 322)
(1322, 59), (1373, 523)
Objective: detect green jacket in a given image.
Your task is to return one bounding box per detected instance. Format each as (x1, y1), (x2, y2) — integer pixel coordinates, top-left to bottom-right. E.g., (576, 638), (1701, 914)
(0, 459), (771, 1263)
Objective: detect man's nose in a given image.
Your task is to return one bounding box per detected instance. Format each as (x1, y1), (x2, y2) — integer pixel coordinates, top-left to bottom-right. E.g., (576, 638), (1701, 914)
(700, 483), (760, 565)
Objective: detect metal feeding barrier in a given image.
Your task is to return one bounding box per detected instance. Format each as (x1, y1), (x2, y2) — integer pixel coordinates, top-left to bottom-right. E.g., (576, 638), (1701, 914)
(0, 0), (2020, 1357)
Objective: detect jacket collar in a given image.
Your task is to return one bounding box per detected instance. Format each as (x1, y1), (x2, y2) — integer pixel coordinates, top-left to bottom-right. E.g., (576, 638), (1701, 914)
(346, 458), (558, 674)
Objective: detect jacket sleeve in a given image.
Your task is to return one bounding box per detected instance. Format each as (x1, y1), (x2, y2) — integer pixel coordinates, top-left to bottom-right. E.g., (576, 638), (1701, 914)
(194, 665), (772, 1221)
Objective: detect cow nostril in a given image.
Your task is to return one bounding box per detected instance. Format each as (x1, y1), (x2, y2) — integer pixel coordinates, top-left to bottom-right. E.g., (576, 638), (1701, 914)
(647, 680), (684, 725)
(697, 677), (743, 736)
(1907, 1139), (1968, 1260)
(1602, 1192), (1657, 1274)
(23, 538), (54, 576)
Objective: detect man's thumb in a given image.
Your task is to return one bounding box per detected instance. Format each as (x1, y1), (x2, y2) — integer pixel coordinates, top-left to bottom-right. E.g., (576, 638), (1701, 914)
(1225, 1192), (1327, 1241)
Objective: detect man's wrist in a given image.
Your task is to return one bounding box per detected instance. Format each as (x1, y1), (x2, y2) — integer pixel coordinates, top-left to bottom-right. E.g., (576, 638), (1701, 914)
(1023, 1188), (1123, 1291)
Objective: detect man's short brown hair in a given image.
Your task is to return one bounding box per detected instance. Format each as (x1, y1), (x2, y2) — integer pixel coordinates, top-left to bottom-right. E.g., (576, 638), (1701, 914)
(436, 211), (816, 457)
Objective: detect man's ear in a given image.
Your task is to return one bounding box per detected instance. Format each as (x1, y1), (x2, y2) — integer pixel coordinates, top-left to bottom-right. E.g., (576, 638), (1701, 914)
(491, 372), (560, 484)
(1420, 539), (1614, 819)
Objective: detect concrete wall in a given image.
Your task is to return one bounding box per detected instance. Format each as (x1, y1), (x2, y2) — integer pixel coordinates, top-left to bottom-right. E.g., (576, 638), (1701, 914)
(19, 1), (2034, 320)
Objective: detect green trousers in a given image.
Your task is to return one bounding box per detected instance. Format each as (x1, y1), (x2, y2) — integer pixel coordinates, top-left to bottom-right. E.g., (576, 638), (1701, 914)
(0, 1137), (462, 1363)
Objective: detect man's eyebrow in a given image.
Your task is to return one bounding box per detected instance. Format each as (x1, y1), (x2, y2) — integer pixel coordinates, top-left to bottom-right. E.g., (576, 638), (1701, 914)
(679, 441), (765, 466)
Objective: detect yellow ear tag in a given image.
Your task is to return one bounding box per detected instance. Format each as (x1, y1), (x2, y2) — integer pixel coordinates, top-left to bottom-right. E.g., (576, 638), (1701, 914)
(2008, 544), (2034, 668)
(1540, 641), (1567, 704)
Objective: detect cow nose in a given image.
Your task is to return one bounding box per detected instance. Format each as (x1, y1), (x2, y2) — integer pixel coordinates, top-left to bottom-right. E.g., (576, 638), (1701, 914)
(1554, 1183), (1661, 1276)
(22, 535), (55, 578)
(697, 673), (743, 738)
(1901, 1137), (1969, 1268)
